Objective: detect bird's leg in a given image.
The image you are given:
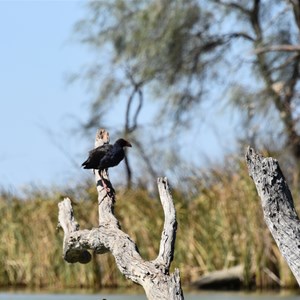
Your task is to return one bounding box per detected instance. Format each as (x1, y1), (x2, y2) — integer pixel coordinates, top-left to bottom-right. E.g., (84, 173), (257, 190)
(99, 170), (110, 193)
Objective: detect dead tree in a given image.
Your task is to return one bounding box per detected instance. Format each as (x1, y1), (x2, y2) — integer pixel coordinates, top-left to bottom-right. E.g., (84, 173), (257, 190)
(246, 147), (300, 285)
(57, 129), (184, 300)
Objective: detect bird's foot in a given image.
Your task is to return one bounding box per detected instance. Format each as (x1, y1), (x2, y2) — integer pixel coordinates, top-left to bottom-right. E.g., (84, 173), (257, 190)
(101, 178), (111, 194)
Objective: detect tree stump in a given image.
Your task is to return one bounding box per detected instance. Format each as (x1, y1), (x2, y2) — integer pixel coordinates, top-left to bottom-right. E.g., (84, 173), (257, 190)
(246, 147), (300, 286)
(57, 129), (184, 300)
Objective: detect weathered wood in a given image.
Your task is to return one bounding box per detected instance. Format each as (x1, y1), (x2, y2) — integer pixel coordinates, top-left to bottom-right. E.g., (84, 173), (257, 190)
(191, 265), (244, 290)
(245, 147), (300, 286)
(154, 177), (177, 273)
(58, 129), (184, 300)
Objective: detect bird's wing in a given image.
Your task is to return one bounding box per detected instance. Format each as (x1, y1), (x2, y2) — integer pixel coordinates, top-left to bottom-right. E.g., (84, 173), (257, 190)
(88, 143), (112, 157)
(82, 144), (112, 168)
(98, 144), (125, 169)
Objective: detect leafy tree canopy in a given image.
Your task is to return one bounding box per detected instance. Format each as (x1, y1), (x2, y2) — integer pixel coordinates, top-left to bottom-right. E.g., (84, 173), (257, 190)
(73, 0), (300, 185)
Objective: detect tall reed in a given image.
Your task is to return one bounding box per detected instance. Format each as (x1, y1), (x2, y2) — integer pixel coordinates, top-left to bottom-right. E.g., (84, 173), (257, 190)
(0, 156), (298, 289)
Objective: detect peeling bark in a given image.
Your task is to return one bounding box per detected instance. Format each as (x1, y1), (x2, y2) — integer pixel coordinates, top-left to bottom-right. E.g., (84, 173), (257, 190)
(246, 147), (300, 286)
(58, 129), (184, 299)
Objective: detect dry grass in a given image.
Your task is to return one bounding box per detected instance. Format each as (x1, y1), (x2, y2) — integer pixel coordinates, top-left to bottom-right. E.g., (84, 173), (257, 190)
(0, 156), (298, 289)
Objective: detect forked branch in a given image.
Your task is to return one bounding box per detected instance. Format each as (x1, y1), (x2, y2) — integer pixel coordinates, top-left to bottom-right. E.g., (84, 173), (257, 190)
(58, 129), (183, 300)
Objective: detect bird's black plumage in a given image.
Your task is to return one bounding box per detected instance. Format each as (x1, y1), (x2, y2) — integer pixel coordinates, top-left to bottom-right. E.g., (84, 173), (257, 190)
(82, 138), (132, 171)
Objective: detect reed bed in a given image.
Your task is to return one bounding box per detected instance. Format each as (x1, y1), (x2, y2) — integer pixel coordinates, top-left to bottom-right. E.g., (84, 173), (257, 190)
(0, 157), (298, 289)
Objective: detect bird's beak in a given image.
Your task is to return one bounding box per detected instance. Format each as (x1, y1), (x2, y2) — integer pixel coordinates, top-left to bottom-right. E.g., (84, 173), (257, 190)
(126, 141), (132, 147)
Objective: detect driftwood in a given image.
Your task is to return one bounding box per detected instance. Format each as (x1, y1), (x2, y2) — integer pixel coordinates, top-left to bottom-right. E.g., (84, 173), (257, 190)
(191, 265), (244, 290)
(246, 147), (300, 286)
(57, 129), (184, 300)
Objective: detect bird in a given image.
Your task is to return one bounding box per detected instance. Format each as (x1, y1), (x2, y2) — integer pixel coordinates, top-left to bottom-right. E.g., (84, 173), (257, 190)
(82, 138), (132, 192)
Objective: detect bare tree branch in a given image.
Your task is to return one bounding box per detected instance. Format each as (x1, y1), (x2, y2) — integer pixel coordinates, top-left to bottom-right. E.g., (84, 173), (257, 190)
(125, 69), (144, 134)
(246, 147), (300, 286)
(254, 44), (300, 54)
(288, 0), (300, 30)
(154, 178), (177, 272)
(123, 70), (145, 188)
(213, 0), (251, 16)
(226, 32), (255, 42)
(57, 129), (184, 299)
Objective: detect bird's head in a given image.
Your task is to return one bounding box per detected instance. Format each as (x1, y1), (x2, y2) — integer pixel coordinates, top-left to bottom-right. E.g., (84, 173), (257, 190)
(115, 138), (132, 148)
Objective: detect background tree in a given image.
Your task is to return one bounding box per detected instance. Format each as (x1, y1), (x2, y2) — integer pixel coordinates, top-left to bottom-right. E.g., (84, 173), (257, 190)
(73, 0), (300, 186)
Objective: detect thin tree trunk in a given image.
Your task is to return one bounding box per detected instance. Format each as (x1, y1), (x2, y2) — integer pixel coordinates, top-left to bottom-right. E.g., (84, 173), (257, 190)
(246, 147), (300, 285)
(57, 129), (184, 299)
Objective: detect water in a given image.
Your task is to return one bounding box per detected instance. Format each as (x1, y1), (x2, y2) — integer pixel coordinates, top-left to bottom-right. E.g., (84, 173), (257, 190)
(0, 291), (299, 300)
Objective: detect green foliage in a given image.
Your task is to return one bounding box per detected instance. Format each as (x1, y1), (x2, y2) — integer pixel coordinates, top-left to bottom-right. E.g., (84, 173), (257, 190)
(74, 0), (226, 128)
(0, 157), (298, 289)
(74, 1), (300, 172)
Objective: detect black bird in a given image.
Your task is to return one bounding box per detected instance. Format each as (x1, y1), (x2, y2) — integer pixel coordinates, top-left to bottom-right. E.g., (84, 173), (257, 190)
(82, 138), (132, 191)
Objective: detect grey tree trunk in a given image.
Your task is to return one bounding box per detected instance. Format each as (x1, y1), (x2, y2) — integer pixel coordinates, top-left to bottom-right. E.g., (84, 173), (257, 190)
(57, 129), (184, 300)
(246, 147), (300, 286)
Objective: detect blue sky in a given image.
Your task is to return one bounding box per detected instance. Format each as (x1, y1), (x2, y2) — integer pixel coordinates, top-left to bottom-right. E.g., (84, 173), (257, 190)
(0, 0), (90, 192)
(0, 0), (238, 193)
